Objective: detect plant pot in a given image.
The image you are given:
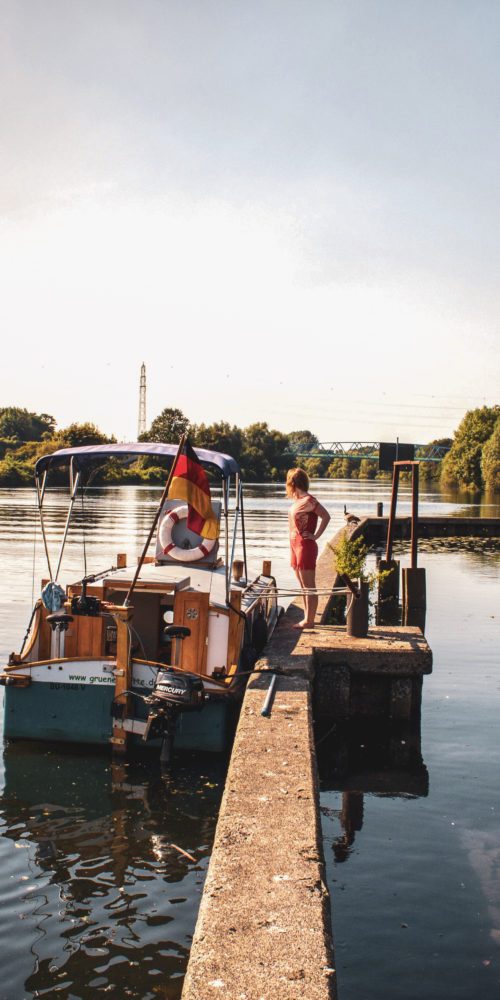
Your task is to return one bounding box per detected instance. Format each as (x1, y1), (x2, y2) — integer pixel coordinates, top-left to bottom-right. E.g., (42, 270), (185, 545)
(346, 580), (369, 638)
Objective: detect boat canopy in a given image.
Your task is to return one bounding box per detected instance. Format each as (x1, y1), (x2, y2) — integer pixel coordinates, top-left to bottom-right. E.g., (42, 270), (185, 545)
(35, 442), (240, 479)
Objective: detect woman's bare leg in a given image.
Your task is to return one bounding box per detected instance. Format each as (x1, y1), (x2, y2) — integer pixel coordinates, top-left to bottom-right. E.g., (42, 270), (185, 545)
(292, 568), (317, 627)
(293, 567), (307, 624)
(300, 568), (318, 625)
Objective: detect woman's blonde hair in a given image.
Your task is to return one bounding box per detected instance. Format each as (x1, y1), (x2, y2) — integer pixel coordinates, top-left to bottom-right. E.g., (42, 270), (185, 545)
(286, 467), (309, 497)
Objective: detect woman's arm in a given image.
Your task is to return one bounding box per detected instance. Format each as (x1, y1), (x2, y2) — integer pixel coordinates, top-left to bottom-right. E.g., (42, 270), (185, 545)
(313, 502), (330, 541)
(301, 500), (331, 541)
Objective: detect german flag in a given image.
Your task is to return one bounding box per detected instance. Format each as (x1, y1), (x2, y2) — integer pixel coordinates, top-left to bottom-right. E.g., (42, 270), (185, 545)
(168, 440), (220, 540)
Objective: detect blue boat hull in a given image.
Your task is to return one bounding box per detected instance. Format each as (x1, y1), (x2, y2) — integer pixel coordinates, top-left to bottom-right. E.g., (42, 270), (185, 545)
(3, 682), (232, 753)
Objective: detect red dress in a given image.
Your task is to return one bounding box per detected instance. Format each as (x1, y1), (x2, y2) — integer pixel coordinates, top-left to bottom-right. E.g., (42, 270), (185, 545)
(289, 494), (320, 571)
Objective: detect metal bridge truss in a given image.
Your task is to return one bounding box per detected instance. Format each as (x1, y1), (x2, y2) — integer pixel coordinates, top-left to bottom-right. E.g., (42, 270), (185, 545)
(288, 442), (449, 463)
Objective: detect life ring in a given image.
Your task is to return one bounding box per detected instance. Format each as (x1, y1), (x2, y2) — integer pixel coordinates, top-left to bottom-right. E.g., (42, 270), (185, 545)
(159, 504), (217, 563)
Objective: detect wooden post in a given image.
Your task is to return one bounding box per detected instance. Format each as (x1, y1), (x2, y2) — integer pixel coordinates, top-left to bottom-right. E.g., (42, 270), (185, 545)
(410, 463), (419, 569)
(232, 559), (244, 581)
(385, 464), (400, 563)
(262, 560), (272, 577)
(402, 567), (426, 610)
(111, 605), (133, 754)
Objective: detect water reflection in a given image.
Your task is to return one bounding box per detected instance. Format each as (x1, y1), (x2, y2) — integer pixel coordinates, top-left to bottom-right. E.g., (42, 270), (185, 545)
(1, 482), (499, 997)
(317, 720), (429, 866)
(0, 745), (226, 999)
(461, 828), (500, 947)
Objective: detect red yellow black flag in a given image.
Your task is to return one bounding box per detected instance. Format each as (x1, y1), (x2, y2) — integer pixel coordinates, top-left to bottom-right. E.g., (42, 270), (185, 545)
(168, 440), (220, 540)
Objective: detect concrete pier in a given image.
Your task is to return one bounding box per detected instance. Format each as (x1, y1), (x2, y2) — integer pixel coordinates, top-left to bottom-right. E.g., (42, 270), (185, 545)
(182, 529), (433, 1000)
(181, 672), (336, 999)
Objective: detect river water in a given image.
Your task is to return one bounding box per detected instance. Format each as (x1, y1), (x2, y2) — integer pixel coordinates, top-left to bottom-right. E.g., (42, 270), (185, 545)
(0, 480), (498, 998)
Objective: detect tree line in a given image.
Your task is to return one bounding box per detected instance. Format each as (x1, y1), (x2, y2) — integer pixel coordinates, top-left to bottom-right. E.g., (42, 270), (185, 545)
(0, 404), (498, 491)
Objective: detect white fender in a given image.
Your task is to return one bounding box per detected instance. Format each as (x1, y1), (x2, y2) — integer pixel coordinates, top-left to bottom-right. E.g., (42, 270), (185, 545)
(159, 504), (217, 562)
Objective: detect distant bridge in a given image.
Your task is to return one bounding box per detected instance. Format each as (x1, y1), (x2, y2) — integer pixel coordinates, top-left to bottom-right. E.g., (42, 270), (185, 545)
(286, 442), (450, 463)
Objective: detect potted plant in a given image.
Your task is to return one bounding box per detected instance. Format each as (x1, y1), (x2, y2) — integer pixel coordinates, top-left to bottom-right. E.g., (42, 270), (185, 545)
(329, 533), (381, 638)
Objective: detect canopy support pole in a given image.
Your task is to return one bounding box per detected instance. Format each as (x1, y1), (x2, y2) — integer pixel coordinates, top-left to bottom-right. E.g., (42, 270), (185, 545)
(228, 473), (240, 583)
(124, 434), (186, 607)
(239, 482), (248, 582)
(35, 471), (54, 582)
(54, 462), (81, 582)
(224, 478), (230, 605)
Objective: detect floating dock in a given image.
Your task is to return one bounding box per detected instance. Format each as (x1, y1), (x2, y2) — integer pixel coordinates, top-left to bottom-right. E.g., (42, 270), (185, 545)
(182, 527), (433, 1000)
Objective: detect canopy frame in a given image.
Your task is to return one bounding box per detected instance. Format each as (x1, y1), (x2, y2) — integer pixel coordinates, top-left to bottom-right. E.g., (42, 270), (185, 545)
(34, 442), (245, 601)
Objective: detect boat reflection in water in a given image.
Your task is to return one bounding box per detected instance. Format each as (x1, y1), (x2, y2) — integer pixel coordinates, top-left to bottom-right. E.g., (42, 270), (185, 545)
(0, 743), (226, 999)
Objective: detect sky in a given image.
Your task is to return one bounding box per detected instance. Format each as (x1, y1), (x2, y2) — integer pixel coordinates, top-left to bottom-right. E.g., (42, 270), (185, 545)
(1, 0), (499, 446)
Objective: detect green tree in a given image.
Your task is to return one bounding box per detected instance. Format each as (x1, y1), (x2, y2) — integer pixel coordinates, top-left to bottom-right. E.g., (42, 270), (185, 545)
(240, 422), (290, 481)
(0, 407), (55, 442)
(481, 417), (500, 492)
(142, 408), (190, 443)
(326, 457), (356, 479)
(287, 430), (320, 458)
(441, 406), (500, 490)
(191, 421), (244, 462)
(0, 453), (33, 485)
(54, 423), (115, 447)
(418, 438), (452, 481)
(302, 457), (329, 478)
(359, 459), (377, 479)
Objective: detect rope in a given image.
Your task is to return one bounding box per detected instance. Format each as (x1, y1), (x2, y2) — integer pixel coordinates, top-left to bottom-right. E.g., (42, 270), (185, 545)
(345, 590), (356, 617)
(265, 587), (352, 596)
(315, 722), (338, 746)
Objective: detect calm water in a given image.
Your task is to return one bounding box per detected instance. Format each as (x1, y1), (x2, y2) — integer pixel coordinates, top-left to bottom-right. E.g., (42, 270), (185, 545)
(0, 480), (498, 998)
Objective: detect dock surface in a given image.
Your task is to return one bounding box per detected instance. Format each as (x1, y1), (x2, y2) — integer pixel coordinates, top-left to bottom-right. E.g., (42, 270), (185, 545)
(182, 525), (434, 1000)
(182, 672), (335, 999)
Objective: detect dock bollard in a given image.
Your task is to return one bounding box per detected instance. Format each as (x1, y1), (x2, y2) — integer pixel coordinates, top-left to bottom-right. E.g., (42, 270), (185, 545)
(376, 502), (384, 517)
(261, 673), (277, 717)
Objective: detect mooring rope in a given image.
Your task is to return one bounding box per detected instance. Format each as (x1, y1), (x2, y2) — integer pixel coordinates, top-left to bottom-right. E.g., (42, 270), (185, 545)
(265, 587), (352, 596)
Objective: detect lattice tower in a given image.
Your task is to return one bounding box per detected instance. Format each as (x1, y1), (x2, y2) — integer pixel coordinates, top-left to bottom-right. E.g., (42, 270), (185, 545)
(138, 363), (147, 438)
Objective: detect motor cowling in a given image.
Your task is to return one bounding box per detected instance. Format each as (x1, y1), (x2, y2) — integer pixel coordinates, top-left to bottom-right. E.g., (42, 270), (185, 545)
(150, 668), (205, 712)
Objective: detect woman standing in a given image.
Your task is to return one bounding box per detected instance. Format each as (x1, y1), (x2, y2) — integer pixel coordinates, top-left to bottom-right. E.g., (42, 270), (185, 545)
(286, 468), (331, 629)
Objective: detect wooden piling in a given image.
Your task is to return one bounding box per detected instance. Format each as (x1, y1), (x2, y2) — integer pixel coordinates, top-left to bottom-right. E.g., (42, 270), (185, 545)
(402, 566), (427, 609)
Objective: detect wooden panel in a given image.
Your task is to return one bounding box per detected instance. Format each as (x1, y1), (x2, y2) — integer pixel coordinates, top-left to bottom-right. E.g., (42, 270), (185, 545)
(63, 617), (78, 658)
(67, 584), (103, 598)
(173, 591), (210, 675)
(103, 580), (186, 594)
(78, 616), (104, 657)
(38, 612), (52, 661)
(64, 615), (104, 658)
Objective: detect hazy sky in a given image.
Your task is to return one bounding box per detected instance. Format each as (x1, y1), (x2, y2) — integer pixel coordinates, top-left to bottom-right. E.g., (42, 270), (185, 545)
(1, 0), (498, 445)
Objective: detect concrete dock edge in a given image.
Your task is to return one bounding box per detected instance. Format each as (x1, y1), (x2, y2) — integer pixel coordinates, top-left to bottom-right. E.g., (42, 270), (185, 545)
(181, 671), (336, 1000)
(181, 518), (438, 998)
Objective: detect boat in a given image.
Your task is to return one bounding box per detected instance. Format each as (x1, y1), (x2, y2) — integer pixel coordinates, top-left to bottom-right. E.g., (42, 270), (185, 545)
(0, 439), (282, 756)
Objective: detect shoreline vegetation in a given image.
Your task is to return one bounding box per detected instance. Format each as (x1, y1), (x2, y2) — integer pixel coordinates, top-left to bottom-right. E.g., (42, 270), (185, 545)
(0, 404), (498, 492)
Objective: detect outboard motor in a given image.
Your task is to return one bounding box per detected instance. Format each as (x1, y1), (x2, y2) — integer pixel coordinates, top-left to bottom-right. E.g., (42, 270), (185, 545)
(143, 626), (205, 763)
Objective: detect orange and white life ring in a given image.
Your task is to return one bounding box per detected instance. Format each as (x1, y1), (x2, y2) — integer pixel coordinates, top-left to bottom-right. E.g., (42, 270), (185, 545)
(159, 504), (217, 563)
